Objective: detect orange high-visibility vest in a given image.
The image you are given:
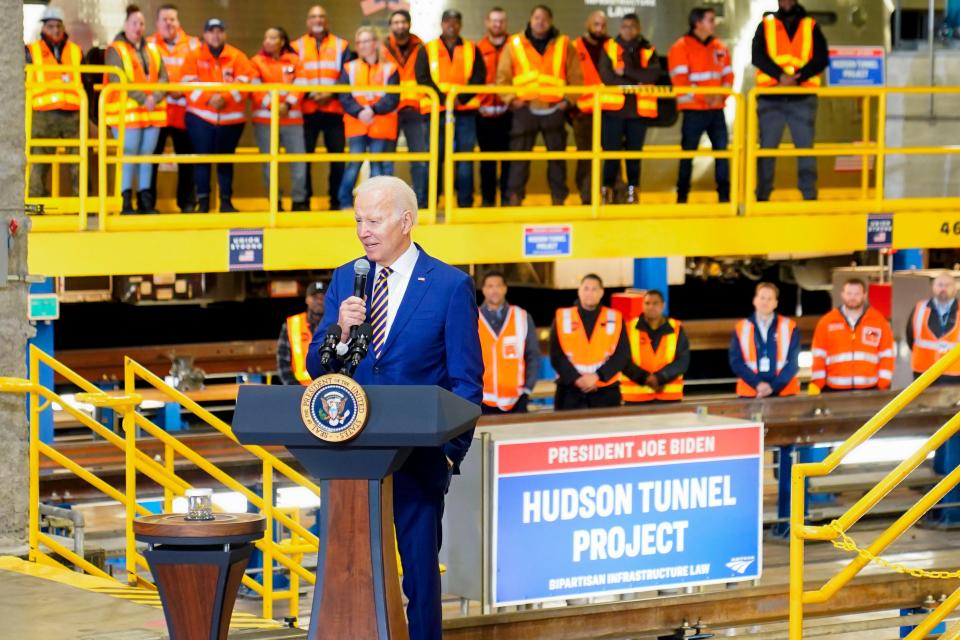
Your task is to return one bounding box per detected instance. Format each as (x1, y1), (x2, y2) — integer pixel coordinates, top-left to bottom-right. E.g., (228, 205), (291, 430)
(476, 36), (508, 117)
(911, 301), (960, 375)
(573, 36), (611, 113)
(181, 43), (252, 126)
(622, 318), (684, 402)
(419, 39), (481, 113)
(293, 33), (348, 114)
(755, 14), (821, 87)
(734, 316), (799, 397)
(381, 35), (423, 111)
(250, 51), (305, 126)
(150, 30), (199, 128)
(508, 33), (569, 104)
(556, 306), (623, 388)
(667, 34), (733, 110)
(811, 307), (894, 390)
(104, 41), (168, 128)
(287, 312), (313, 385)
(27, 39), (83, 112)
(603, 39), (658, 117)
(342, 58), (399, 140)
(480, 305), (529, 411)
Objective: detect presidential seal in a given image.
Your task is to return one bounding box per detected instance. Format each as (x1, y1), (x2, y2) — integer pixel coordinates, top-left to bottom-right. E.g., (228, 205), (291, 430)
(300, 373), (369, 443)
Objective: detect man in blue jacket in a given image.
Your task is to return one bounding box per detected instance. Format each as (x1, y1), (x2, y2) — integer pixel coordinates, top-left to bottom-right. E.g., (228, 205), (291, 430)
(728, 282), (800, 397)
(306, 175), (482, 640)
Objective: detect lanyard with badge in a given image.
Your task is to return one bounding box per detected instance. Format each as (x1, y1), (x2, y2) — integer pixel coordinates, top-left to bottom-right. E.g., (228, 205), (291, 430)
(757, 321), (771, 374)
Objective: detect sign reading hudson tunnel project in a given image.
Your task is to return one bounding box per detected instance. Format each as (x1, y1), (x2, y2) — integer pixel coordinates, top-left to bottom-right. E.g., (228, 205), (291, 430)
(492, 421), (763, 605)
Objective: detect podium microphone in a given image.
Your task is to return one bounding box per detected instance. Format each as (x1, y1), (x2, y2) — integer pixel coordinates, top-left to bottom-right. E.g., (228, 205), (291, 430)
(318, 323), (343, 372)
(350, 259), (371, 341)
(343, 323), (373, 378)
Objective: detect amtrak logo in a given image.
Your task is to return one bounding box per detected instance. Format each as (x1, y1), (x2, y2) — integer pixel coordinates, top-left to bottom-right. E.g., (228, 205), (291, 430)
(725, 556), (756, 575)
(300, 374), (369, 443)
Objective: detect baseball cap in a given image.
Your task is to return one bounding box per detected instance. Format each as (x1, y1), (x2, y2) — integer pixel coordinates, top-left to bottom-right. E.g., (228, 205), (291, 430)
(40, 6), (66, 23)
(306, 281), (325, 296)
(441, 9), (462, 21)
(204, 18), (225, 32)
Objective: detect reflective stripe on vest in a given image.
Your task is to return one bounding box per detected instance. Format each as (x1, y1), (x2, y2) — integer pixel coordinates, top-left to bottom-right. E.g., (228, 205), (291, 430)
(574, 37), (605, 112)
(556, 306), (622, 387)
(420, 40), (480, 113)
(287, 312), (313, 385)
(480, 306), (528, 411)
(509, 33), (568, 103)
(602, 40), (658, 117)
(294, 34), (347, 114)
(911, 301), (960, 375)
(734, 316), (799, 397)
(105, 42), (168, 128)
(29, 40), (83, 111)
(755, 15), (821, 88)
(621, 318), (684, 402)
(477, 37), (508, 116)
(344, 59), (399, 140)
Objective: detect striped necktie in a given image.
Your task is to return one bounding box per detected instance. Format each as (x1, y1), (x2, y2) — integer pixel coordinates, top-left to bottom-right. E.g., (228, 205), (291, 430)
(370, 267), (392, 358)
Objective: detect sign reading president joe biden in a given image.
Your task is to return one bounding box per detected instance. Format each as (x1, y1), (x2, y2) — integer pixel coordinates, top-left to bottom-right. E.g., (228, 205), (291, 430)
(492, 422), (763, 605)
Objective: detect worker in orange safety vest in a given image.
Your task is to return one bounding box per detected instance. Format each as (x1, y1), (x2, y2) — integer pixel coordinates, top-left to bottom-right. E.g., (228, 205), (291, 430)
(571, 11), (610, 206)
(751, 0), (828, 202)
(811, 278), (895, 392)
(25, 6), (84, 198)
(907, 271), (960, 385)
(278, 281), (326, 385)
(476, 8), (512, 207)
(550, 273), (630, 410)
(337, 27), (400, 209)
(729, 282), (800, 397)
(478, 271), (541, 414)
(622, 289), (690, 403)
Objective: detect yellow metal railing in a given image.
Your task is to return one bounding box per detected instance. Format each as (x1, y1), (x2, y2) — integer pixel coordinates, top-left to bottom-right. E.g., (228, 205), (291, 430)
(95, 81), (440, 231)
(444, 84), (742, 222)
(25, 64), (125, 231)
(0, 345), (322, 622)
(789, 342), (960, 639)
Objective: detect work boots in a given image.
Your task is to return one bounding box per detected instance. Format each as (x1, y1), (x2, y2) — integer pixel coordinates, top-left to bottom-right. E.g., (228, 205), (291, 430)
(220, 198), (238, 213)
(137, 189), (158, 214)
(121, 190), (135, 214)
(600, 187), (614, 205)
(625, 186), (638, 205)
(196, 197), (210, 213)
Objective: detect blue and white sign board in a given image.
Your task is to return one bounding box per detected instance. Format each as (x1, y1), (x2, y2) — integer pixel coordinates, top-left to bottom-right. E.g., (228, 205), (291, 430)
(228, 229), (264, 271)
(492, 422), (763, 605)
(866, 213), (893, 249)
(523, 224), (572, 258)
(828, 46), (885, 87)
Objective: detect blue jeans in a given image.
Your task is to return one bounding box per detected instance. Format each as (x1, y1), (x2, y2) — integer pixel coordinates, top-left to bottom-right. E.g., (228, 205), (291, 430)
(112, 126), (160, 192)
(339, 136), (397, 208)
(435, 111), (476, 208)
(399, 108), (428, 207)
(185, 114), (244, 199)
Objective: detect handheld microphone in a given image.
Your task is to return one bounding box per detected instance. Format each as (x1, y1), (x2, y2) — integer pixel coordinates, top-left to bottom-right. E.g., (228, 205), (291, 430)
(318, 323), (343, 372)
(350, 259), (371, 341)
(343, 323), (373, 378)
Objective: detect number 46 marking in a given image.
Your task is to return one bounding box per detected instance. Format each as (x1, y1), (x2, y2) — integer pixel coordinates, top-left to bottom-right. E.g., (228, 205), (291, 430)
(940, 222), (960, 235)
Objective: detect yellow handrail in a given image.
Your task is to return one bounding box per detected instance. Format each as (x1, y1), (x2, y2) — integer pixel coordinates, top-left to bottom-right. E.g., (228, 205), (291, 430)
(789, 341), (960, 638)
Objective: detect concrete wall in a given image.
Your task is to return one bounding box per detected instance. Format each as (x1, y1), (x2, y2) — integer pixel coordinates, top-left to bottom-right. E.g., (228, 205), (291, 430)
(884, 51), (960, 199)
(0, 0), (30, 551)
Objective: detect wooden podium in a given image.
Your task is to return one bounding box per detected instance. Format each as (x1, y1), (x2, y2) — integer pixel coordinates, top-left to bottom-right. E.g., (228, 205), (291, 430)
(233, 384), (480, 640)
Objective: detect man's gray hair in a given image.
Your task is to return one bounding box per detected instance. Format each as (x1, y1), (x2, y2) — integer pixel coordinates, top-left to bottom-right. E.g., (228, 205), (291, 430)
(354, 176), (419, 225)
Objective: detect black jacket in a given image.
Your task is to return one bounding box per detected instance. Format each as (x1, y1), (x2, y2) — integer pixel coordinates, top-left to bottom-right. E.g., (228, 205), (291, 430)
(623, 317), (691, 386)
(751, 4), (828, 99)
(549, 304), (631, 387)
(414, 37), (486, 108)
(598, 35), (660, 118)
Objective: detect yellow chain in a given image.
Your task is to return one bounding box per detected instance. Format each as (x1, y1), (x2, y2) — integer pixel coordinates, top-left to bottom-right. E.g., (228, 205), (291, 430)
(827, 520), (960, 580)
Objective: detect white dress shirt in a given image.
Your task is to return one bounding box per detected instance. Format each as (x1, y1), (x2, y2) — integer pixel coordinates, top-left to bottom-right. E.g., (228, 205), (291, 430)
(373, 242), (420, 343)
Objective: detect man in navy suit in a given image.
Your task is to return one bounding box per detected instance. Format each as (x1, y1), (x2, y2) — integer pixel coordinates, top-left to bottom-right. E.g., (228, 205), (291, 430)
(306, 175), (483, 640)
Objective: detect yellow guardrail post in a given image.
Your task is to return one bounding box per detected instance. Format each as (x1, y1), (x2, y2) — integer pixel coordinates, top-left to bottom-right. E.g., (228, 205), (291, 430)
(875, 89), (887, 208)
(97, 88), (109, 230)
(731, 92), (745, 215)
(591, 92), (602, 219)
(443, 93), (456, 221)
(163, 442), (175, 513)
(860, 95), (871, 200)
(744, 89), (758, 216)
(123, 358), (138, 585)
(268, 90), (280, 227)
(425, 87), (440, 224)
(28, 348), (40, 561)
(262, 458), (274, 620)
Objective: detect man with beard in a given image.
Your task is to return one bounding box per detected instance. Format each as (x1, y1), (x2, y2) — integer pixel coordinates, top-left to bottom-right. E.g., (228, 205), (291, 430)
(476, 8), (511, 207)
(277, 281), (326, 385)
(571, 11), (609, 205)
(382, 10), (428, 208)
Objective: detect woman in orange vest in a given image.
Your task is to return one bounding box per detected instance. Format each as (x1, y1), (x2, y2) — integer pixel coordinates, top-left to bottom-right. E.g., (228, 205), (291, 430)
(549, 274), (631, 410)
(622, 290), (690, 403)
(337, 27), (400, 209)
(597, 13), (660, 205)
(181, 18), (253, 213)
(105, 5), (168, 214)
(250, 27), (309, 212)
(728, 282), (800, 398)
